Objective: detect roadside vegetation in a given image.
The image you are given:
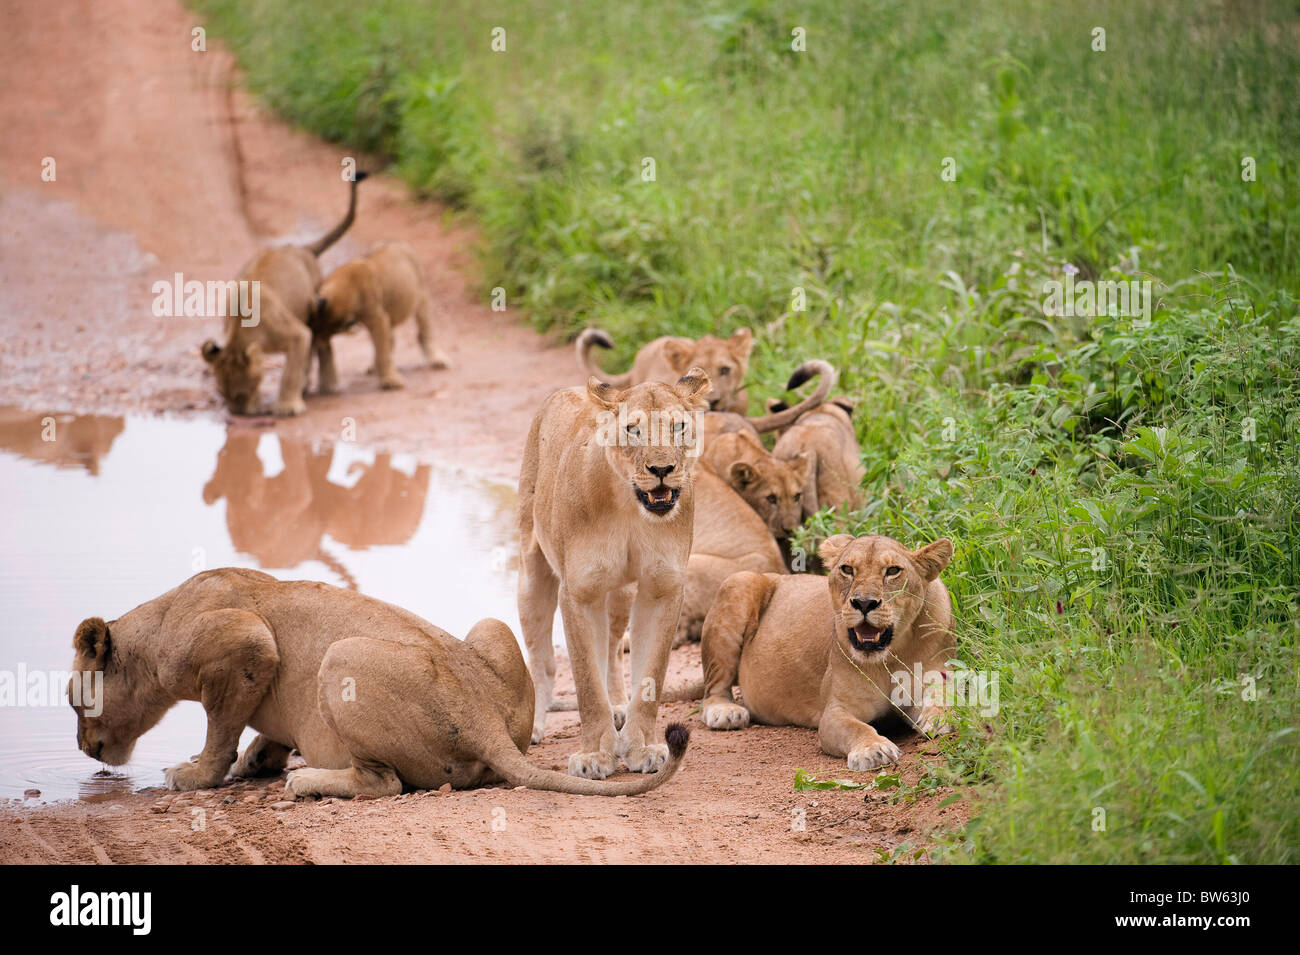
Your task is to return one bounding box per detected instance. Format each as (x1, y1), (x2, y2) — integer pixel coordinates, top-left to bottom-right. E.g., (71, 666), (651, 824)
(192, 0), (1300, 863)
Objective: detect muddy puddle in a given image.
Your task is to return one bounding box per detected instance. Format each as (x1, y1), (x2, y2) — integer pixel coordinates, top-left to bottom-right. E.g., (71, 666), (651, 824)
(0, 406), (526, 802)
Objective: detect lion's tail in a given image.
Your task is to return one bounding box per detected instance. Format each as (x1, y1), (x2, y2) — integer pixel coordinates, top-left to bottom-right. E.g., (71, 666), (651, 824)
(307, 171), (369, 257)
(746, 359), (836, 433)
(546, 679), (704, 711)
(479, 723), (689, 796)
(575, 328), (633, 387)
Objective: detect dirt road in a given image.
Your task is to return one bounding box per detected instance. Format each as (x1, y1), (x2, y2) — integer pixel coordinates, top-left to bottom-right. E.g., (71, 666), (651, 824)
(0, 0), (965, 862)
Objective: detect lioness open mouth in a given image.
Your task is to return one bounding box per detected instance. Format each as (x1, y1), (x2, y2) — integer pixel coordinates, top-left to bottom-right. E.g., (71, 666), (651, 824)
(848, 623), (893, 653)
(635, 485), (680, 514)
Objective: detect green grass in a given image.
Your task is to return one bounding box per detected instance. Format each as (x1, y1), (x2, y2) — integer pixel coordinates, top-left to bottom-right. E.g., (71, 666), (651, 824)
(190, 0), (1300, 863)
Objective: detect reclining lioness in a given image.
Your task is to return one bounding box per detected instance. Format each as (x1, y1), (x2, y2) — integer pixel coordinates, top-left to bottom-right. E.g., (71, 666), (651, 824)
(67, 569), (688, 797)
(577, 327), (753, 413)
(309, 240), (451, 392)
(696, 533), (955, 770)
(202, 173), (367, 416)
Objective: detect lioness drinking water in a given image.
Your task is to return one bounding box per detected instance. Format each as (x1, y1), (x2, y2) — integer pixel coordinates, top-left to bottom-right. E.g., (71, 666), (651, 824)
(68, 569), (688, 797)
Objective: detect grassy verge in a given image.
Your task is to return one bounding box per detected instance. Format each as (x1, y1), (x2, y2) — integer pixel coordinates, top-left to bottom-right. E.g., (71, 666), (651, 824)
(191, 0), (1300, 862)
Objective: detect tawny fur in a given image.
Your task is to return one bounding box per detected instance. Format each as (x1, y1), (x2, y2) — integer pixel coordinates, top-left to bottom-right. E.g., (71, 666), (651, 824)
(767, 398), (866, 519)
(692, 534), (956, 771)
(67, 569), (688, 797)
(517, 368), (712, 780)
(310, 240), (451, 393)
(576, 327), (753, 413)
(202, 174), (366, 416)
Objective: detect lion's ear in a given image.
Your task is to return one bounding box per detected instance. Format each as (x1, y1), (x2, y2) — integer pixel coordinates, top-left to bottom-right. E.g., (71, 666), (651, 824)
(73, 618), (111, 669)
(201, 340), (221, 363)
(673, 366), (712, 410)
(729, 327), (754, 359)
(244, 342), (263, 364)
(730, 461), (757, 488)
(662, 340), (693, 373)
(818, 534), (854, 566)
(586, 377), (621, 411)
(912, 538), (954, 581)
(789, 452), (812, 483)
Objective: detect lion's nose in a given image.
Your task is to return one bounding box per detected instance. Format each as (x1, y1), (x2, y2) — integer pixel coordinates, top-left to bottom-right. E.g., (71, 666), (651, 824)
(647, 464), (674, 479)
(852, 595), (881, 614)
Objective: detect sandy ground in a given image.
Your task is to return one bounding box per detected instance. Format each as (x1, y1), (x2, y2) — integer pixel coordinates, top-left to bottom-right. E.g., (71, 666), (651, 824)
(0, 0), (966, 863)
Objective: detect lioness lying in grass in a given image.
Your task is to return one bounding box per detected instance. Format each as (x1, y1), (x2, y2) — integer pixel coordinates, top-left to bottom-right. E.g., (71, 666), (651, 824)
(694, 533), (956, 770)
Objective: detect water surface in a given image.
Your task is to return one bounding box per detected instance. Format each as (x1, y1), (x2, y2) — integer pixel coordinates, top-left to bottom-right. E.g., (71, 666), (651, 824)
(0, 408), (522, 801)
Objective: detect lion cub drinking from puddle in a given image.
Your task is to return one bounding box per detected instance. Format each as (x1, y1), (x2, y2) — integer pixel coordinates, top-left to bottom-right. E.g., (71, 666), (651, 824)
(309, 241), (451, 392)
(699, 534), (955, 770)
(68, 569), (688, 797)
(202, 174), (366, 416)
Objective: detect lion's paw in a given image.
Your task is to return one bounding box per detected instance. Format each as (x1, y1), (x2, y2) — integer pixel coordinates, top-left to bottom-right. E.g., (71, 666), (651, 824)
(531, 721), (546, 745)
(623, 743), (669, 774)
(568, 750), (617, 780)
(285, 769), (325, 798)
(164, 760), (222, 792)
(703, 702), (751, 731)
(916, 706), (951, 738)
(847, 738), (901, 772)
(273, 397), (307, 417)
(379, 374), (406, 391)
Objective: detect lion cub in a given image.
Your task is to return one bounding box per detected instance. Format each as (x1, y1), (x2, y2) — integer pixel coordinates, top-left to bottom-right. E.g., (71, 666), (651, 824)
(202, 173), (366, 416)
(699, 534), (955, 770)
(700, 429), (810, 539)
(577, 326), (753, 413)
(765, 391), (865, 519)
(309, 241), (451, 392)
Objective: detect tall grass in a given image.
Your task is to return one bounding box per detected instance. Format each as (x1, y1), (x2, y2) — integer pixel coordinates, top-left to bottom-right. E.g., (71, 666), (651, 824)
(191, 0), (1300, 862)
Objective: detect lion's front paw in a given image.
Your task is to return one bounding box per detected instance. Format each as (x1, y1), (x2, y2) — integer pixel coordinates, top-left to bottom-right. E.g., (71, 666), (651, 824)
(273, 397), (307, 417)
(623, 743), (669, 774)
(568, 750), (617, 780)
(379, 374), (406, 390)
(285, 769), (324, 798)
(703, 702), (751, 731)
(164, 760), (223, 792)
(916, 706), (951, 738)
(427, 350), (451, 371)
(846, 738), (901, 772)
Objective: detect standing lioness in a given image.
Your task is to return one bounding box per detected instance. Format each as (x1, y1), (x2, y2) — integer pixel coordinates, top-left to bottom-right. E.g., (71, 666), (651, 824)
(68, 569), (688, 797)
(698, 534), (956, 770)
(519, 369), (711, 779)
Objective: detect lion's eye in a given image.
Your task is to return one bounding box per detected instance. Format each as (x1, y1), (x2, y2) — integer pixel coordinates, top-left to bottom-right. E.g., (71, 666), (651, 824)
(840, 564), (853, 576)
(718, 365), (732, 376)
(793, 492), (802, 501)
(766, 493), (778, 504)
(884, 566), (902, 577)
(626, 425), (641, 441)
(673, 420), (686, 435)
